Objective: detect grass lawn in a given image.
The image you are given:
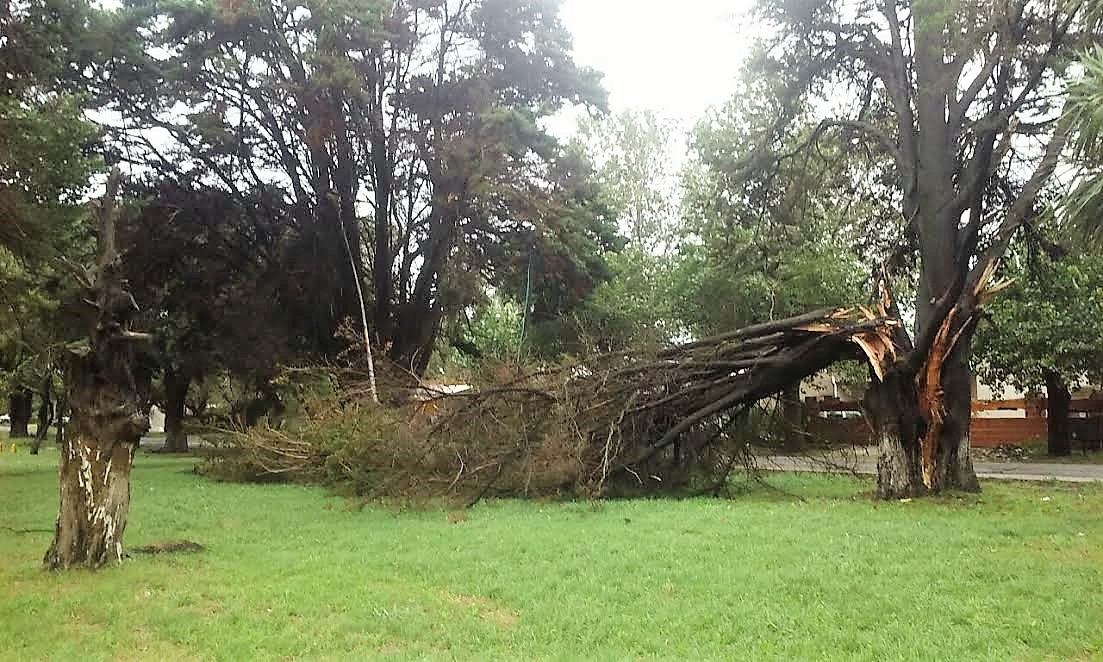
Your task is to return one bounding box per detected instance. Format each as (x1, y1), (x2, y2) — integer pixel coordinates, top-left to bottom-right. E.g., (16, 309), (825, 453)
(2, 449), (1102, 661)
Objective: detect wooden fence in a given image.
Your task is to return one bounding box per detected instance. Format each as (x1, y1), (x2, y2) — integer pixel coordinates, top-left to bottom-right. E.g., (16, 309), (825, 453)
(805, 397), (1103, 448)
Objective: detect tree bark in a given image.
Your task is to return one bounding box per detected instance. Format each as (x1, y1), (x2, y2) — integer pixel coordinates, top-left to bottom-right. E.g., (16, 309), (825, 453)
(8, 386), (32, 438)
(45, 423), (142, 569)
(162, 369), (190, 453)
(1044, 369), (1071, 457)
(931, 353), (980, 491)
(865, 373), (925, 498)
(46, 323), (150, 570)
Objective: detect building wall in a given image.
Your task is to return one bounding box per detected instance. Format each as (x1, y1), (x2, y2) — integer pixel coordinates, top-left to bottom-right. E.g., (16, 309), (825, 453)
(804, 392), (1101, 448)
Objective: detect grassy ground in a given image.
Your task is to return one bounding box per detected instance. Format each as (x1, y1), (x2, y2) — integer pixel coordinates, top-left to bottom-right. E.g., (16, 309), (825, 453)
(2, 449), (1101, 661)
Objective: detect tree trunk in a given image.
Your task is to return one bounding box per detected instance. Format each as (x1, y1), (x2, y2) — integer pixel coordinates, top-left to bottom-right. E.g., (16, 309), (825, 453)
(936, 355), (980, 491)
(864, 373), (925, 498)
(780, 382), (805, 452)
(162, 369), (190, 453)
(46, 326), (150, 570)
(1044, 369), (1071, 457)
(45, 169), (151, 571)
(865, 339), (980, 499)
(45, 423), (141, 569)
(8, 386), (32, 438)
(30, 376), (54, 455)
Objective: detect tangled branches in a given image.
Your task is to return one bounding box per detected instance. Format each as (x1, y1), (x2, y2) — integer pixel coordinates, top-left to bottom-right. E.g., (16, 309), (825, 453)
(428, 307), (899, 498)
(204, 308), (899, 503)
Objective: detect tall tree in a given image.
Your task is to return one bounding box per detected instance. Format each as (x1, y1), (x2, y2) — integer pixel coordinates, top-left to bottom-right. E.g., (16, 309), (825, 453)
(974, 235), (1103, 456)
(744, 0), (1095, 496)
(120, 181), (294, 450)
(578, 109), (681, 249)
(111, 0), (608, 376)
(1, 0), (101, 441)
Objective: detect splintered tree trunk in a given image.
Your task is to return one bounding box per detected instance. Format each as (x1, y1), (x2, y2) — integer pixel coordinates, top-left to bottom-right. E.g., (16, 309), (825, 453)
(45, 170), (151, 571)
(8, 387), (32, 438)
(46, 339), (150, 570)
(162, 369), (190, 453)
(865, 316), (980, 499)
(1044, 370), (1071, 457)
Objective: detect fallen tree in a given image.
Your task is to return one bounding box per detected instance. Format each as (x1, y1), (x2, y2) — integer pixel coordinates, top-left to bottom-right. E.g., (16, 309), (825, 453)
(207, 305), (911, 501)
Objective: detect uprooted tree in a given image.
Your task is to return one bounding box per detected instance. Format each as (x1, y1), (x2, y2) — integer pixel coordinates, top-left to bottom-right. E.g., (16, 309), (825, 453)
(45, 172), (152, 570)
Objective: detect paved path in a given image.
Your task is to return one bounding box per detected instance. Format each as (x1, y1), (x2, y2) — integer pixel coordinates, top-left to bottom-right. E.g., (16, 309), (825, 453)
(763, 453), (1103, 483)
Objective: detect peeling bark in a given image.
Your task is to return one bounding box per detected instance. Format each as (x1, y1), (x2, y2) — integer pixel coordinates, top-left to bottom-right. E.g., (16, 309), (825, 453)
(45, 428), (141, 569)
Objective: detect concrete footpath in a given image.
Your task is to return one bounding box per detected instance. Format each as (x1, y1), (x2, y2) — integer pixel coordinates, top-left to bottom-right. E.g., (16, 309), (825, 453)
(763, 452), (1103, 483)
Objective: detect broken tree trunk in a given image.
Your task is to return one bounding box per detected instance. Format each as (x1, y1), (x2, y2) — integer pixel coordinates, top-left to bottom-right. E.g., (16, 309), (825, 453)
(45, 171), (151, 571)
(861, 268), (1006, 498)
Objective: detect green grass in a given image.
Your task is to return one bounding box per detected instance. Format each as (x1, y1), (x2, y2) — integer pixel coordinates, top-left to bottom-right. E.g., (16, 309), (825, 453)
(2, 449), (1102, 661)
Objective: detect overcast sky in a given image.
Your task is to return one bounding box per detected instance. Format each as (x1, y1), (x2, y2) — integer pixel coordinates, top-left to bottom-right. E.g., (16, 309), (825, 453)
(557, 0), (754, 125)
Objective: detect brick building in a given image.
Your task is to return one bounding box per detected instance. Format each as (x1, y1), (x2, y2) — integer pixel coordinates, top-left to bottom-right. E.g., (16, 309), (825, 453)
(800, 374), (1103, 449)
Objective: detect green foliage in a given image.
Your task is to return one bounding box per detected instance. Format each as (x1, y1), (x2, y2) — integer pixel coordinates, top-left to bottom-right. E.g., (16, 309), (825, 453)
(430, 295), (524, 375)
(466, 297), (524, 363)
(0, 95), (100, 207)
(1063, 46), (1103, 245)
(573, 247), (680, 351)
(577, 109), (681, 248)
(675, 94), (869, 338)
(0, 0), (102, 255)
(974, 244), (1103, 394)
(0, 0), (104, 404)
(114, 0), (614, 367)
(5, 453), (1103, 658)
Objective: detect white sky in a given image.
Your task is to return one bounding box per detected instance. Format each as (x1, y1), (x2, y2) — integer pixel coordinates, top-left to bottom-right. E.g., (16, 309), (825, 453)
(558, 0), (754, 125)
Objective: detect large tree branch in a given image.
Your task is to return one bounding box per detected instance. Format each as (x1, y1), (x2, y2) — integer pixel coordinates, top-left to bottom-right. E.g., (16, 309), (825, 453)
(879, 0), (918, 209)
(980, 122), (1069, 262)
